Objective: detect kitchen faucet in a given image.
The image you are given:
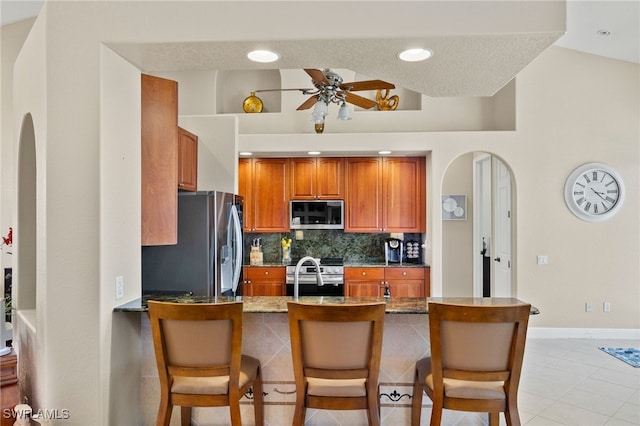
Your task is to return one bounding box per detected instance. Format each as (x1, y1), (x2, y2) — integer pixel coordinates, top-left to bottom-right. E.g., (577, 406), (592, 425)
(293, 256), (324, 299)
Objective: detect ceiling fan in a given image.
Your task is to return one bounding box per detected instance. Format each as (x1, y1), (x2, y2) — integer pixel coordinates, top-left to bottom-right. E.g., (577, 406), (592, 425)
(294, 68), (395, 111)
(244, 69), (396, 132)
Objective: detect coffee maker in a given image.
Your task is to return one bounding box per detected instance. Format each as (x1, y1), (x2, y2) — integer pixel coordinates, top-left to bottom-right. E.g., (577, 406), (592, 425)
(385, 238), (403, 265)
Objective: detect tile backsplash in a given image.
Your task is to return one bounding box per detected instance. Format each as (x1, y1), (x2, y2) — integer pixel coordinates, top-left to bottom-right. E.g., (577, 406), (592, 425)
(245, 230), (422, 265)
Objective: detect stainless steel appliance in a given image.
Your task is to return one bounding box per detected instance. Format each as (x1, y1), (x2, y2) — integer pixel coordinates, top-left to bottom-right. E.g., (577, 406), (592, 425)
(385, 238), (403, 265)
(290, 200), (344, 229)
(285, 258), (344, 296)
(142, 191), (243, 297)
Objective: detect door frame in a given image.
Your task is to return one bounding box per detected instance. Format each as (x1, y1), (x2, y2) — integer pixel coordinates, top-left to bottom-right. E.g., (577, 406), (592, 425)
(472, 154), (514, 297)
(472, 154), (492, 297)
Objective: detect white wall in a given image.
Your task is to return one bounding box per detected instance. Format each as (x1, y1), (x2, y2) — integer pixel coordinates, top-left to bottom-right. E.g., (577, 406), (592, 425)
(2, 2), (638, 425)
(0, 19), (35, 269)
(442, 153), (474, 296)
(99, 45), (143, 423)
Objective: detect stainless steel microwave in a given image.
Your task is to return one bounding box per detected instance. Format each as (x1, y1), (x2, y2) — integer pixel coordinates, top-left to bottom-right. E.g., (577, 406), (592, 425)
(290, 200), (344, 230)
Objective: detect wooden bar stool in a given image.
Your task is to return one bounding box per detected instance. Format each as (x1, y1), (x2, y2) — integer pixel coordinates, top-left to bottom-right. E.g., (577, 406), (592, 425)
(412, 302), (531, 426)
(287, 301), (386, 426)
(147, 301), (264, 426)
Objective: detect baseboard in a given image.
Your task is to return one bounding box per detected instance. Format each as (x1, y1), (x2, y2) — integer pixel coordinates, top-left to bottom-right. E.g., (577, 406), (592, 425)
(529, 327), (640, 340)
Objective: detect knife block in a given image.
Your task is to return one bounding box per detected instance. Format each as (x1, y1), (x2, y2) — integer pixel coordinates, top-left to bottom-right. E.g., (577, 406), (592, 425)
(250, 246), (263, 266)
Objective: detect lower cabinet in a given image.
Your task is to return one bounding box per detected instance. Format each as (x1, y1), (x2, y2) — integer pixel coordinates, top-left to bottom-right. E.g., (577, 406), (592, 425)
(345, 266), (430, 297)
(243, 266), (285, 296)
(345, 267), (385, 297)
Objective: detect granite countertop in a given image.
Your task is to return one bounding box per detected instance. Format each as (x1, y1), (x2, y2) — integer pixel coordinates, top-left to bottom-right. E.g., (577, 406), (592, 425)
(114, 295), (538, 315)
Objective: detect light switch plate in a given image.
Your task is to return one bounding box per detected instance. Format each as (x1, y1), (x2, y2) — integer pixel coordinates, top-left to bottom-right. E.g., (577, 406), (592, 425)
(116, 276), (124, 299)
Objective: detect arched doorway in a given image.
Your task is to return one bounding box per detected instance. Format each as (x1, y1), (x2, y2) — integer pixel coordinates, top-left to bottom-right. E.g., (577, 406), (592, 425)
(16, 113), (37, 312)
(442, 152), (515, 297)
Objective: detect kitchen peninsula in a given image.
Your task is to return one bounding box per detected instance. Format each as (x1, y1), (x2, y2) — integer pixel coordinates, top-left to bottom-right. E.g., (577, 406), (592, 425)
(115, 296), (536, 425)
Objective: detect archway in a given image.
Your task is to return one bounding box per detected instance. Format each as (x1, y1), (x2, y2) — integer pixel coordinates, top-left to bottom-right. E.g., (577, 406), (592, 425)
(16, 113), (37, 312)
(441, 152), (515, 297)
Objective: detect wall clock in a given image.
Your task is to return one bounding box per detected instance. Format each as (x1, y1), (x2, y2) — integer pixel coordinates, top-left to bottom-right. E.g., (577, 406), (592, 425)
(564, 162), (625, 222)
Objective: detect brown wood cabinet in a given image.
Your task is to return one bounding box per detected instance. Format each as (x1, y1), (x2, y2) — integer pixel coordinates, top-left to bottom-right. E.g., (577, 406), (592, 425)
(238, 158), (290, 232)
(385, 267), (427, 297)
(177, 126), (198, 191)
(345, 157), (425, 233)
(345, 266), (430, 298)
(345, 267), (385, 297)
(141, 74), (178, 246)
(290, 157), (344, 199)
(243, 266), (285, 296)
(383, 157), (426, 232)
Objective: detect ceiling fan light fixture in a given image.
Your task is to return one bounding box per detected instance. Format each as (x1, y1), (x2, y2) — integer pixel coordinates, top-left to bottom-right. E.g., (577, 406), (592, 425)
(312, 101), (328, 118)
(337, 103), (352, 120)
(247, 49), (279, 63)
(398, 48), (433, 62)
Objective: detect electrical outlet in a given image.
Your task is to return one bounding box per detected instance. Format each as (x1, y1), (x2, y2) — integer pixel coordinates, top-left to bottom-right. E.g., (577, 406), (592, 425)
(537, 255), (548, 265)
(585, 302), (593, 312)
(116, 276), (124, 299)
(603, 302), (611, 312)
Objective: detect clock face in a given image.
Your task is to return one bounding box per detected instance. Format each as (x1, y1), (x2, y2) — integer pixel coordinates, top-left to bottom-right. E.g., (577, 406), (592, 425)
(564, 163), (625, 222)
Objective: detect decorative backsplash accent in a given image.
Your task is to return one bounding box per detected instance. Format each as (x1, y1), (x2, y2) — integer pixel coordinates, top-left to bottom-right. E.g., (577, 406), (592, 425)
(244, 230), (422, 265)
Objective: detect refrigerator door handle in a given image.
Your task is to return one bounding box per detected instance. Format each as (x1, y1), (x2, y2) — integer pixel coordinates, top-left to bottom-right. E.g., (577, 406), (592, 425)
(230, 203), (243, 295)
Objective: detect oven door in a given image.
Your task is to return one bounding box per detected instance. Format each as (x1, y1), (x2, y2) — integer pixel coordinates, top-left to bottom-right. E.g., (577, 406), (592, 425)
(286, 282), (344, 296)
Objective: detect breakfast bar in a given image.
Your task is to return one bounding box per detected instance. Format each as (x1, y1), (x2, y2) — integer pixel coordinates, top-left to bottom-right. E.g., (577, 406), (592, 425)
(115, 296), (536, 425)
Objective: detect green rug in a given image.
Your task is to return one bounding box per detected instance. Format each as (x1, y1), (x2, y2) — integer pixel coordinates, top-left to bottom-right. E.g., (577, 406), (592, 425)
(599, 347), (640, 368)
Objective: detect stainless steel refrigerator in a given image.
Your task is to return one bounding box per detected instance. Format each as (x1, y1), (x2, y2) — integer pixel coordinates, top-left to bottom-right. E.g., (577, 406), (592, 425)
(142, 191), (243, 297)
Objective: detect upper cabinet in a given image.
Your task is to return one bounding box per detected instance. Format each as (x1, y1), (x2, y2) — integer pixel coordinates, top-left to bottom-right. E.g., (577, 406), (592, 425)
(177, 127), (198, 191)
(290, 157), (344, 200)
(382, 157), (426, 232)
(345, 157), (425, 233)
(141, 74), (178, 246)
(239, 158), (289, 232)
(344, 158), (383, 232)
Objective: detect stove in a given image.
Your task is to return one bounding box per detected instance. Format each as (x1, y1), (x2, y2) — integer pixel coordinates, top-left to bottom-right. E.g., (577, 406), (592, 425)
(285, 257), (344, 296)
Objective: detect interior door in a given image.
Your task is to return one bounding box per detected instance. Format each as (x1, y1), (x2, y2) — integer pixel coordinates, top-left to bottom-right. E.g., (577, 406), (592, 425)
(473, 154), (492, 297)
(493, 158), (512, 297)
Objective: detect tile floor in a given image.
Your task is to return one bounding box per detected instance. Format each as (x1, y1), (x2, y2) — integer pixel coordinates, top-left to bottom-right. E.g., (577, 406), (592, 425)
(425, 338), (640, 426)
(305, 338), (640, 425)
(185, 337), (640, 425)
(512, 338), (640, 426)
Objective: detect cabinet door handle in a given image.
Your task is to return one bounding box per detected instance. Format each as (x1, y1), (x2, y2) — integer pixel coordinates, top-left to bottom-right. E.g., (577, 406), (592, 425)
(264, 271), (269, 275)
(361, 272), (366, 276)
(402, 271), (407, 276)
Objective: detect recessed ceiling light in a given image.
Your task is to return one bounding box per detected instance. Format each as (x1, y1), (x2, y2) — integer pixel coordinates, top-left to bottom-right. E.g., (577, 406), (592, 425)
(596, 29), (611, 36)
(398, 48), (433, 62)
(239, 151), (253, 156)
(247, 50), (279, 63)
(378, 150), (392, 155)
(308, 151), (321, 155)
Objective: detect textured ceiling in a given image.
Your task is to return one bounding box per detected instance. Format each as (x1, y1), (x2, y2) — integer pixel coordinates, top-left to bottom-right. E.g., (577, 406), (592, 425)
(3, 0), (567, 97)
(110, 32), (562, 97)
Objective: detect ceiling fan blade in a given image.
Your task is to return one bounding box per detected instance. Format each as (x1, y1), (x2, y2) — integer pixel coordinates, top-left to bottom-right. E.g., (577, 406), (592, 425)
(340, 80), (396, 91)
(344, 92), (378, 109)
(296, 95), (319, 110)
(304, 68), (330, 85)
